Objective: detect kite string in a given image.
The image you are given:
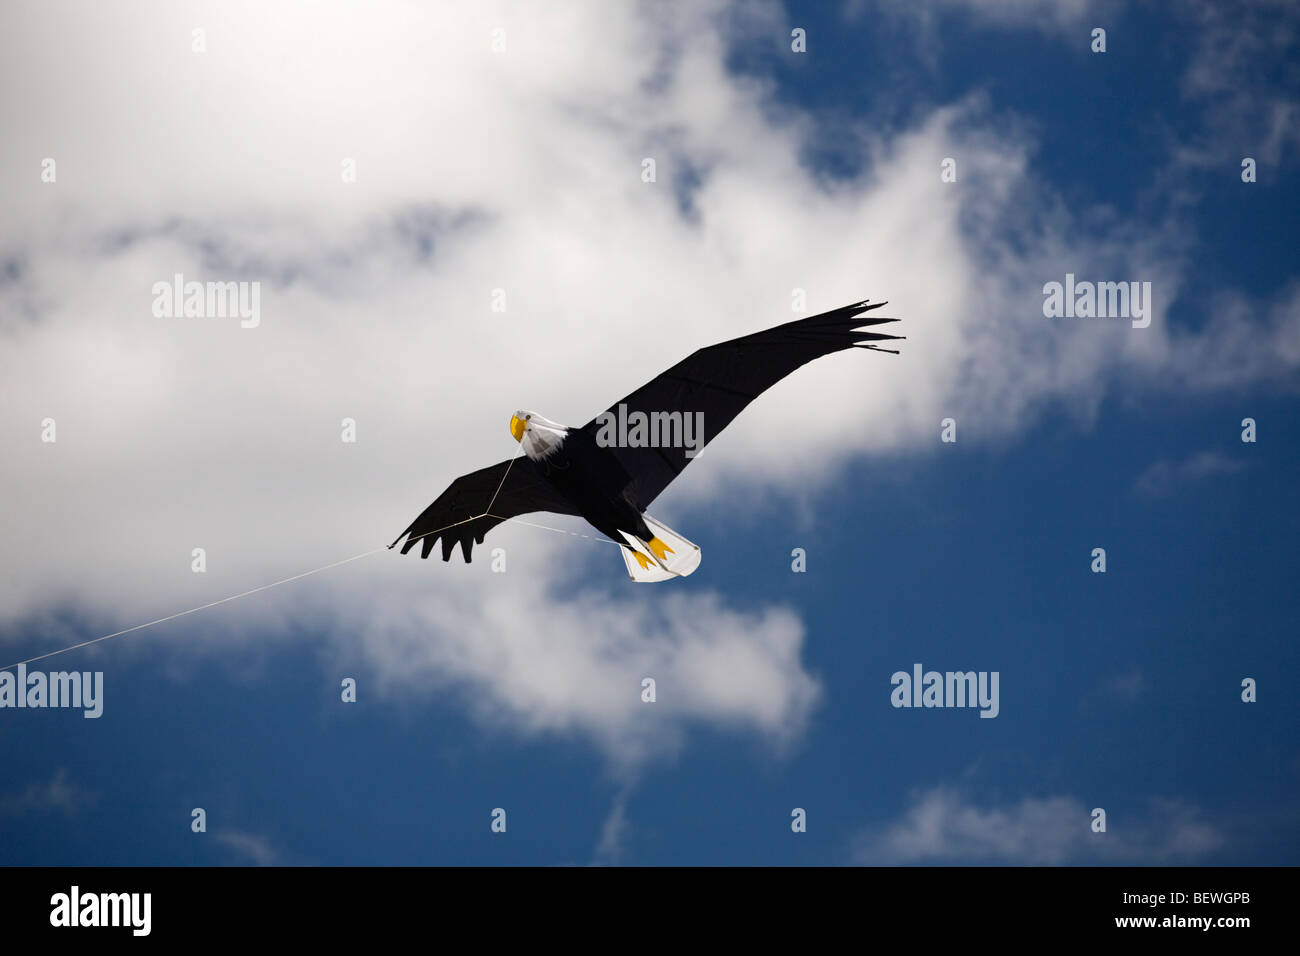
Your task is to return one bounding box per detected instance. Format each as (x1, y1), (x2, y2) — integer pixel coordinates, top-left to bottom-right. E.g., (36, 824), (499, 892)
(0, 544), (391, 671)
(488, 514), (621, 545)
(5, 509), (491, 671)
(1, 451), (601, 672)
(483, 444), (523, 515)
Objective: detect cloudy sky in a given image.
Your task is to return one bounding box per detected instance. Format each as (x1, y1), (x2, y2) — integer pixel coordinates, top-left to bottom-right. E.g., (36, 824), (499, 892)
(1, 0), (1296, 865)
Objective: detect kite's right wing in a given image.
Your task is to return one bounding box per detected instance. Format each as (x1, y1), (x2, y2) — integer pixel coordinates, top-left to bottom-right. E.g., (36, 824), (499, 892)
(389, 457), (579, 562)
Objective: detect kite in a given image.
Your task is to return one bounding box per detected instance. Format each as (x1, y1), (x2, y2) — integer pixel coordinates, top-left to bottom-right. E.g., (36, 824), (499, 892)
(389, 299), (902, 581)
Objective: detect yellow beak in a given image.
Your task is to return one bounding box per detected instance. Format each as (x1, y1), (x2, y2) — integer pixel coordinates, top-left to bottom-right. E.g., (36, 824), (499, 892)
(509, 415), (526, 442)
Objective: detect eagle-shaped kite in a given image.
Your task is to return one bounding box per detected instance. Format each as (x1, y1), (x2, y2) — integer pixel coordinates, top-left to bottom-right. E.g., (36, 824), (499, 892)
(390, 299), (902, 581)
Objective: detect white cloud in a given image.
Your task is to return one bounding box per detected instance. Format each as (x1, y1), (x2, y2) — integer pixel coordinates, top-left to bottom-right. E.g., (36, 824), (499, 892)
(0, 768), (85, 816)
(355, 582), (820, 775)
(1176, 0), (1300, 168)
(213, 829), (278, 866)
(1153, 282), (1300, 390)
(593, 787), (632, 864)
(853, 787), (1223, 864)
(924, 0), (1095, 31)
(1104, 670), (1145, 700)
(846, 0), (1102, 44)
(1133, 450), (1246, 498)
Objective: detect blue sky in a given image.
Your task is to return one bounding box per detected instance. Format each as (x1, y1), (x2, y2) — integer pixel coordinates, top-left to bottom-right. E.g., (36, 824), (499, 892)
(1, 0), (1297, 865)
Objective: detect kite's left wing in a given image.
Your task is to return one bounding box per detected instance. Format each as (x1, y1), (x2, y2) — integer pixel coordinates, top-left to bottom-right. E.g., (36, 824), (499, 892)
(389, 457), (579, 562)
(580, 299), (902, 509)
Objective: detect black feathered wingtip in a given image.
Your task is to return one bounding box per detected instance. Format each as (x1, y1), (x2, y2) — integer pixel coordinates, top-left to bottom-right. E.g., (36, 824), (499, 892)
(849, 301), (899, 327)
(850, 300), (902, 351)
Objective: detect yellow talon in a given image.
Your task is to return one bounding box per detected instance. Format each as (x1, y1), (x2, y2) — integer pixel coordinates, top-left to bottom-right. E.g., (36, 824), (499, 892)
(632, 549), (651, 570)
(647, 537), (674, 561)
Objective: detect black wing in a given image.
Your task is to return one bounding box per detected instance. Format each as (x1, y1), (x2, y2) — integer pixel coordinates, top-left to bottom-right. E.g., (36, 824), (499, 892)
(389, 457), (579, 562)
(580, 299), (901, 509)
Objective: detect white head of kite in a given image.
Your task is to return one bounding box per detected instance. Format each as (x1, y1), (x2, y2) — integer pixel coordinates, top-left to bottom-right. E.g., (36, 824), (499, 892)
(510, 410), (568, 462)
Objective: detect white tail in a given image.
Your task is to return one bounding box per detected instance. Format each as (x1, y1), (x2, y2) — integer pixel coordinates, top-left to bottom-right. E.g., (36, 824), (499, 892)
(619, 515), (702, 582)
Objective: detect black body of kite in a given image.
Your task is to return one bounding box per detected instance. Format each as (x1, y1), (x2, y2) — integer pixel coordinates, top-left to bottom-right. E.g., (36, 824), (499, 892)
(389, 299), (902, 578)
